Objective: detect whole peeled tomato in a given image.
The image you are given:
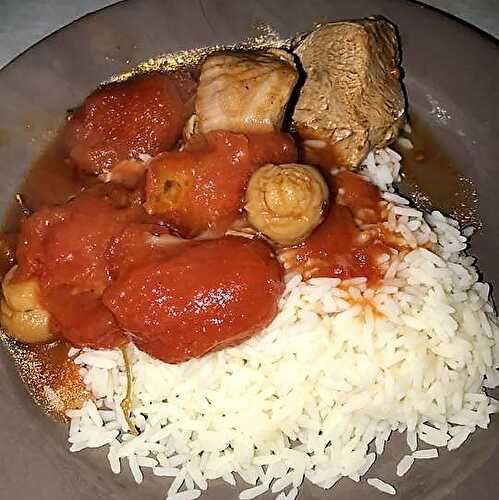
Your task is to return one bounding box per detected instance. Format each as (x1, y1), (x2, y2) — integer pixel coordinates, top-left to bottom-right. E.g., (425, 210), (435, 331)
(103, 236), (283, 363)
(65, 71), (196, 175)
(16, 186), (141, 293)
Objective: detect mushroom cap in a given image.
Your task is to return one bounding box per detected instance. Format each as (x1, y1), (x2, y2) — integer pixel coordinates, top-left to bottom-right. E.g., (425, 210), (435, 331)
(245, 163), (329, 245)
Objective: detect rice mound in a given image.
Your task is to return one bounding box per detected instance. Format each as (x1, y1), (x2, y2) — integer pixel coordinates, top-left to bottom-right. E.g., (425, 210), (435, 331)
(66, 148), (499, 500)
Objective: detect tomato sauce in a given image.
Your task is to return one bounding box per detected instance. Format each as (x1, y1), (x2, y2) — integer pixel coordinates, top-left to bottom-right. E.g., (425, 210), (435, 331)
(246, 131), (297, 167)
(14, 185), (150, 349)
(334, 171), (385, 223)
(106, 223), (183, 279)
(42, 286), (125, 349)
(283, 171), (392, 282)
(16, 185), (143, 293)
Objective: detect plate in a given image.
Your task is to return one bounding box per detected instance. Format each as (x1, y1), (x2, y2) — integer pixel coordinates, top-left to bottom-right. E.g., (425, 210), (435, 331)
(0, 1), (497, 499)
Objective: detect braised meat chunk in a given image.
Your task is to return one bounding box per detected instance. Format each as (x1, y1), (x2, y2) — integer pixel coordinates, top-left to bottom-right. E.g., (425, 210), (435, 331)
(293, 17), (406, 168)
(195, 49), (298, 134)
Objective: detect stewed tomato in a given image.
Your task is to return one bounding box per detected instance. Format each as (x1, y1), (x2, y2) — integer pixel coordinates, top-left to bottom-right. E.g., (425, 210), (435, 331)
(103, 237), (283, 363)
(65, 71), (196, 175)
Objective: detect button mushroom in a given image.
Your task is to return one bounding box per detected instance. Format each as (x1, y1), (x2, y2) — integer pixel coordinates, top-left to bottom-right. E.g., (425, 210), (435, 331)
(1, 265), (54, 344)
(245, 163), (329, 245)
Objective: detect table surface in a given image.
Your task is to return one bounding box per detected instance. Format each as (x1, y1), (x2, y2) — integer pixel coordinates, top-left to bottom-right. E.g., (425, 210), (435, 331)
(0, 0), (498, 69)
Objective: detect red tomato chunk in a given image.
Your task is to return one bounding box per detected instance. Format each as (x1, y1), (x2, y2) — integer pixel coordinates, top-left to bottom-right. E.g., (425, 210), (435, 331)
(16, 188), (141, 293)
(65, 71), (196, 175)
(284, 172), (390, 282)
(15, 187), (145, 349)
(103, 237), (283, 363)
(106, 223), (186, 279)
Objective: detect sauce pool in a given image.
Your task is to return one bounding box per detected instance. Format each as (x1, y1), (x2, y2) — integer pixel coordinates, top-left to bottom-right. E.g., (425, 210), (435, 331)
(396, 116), (480, 228)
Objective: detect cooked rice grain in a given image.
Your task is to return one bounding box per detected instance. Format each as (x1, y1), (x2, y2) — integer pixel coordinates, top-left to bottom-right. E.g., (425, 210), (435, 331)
(367, 478), (397, 495)
(396, 455), (414, 477)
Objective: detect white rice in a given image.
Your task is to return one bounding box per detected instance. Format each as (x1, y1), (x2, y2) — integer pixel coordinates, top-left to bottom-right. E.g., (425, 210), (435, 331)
(412, 448), (439, 460)
(396, 455), (414, 477)
(67, 148), (499, 499)
(367, 478), (397, 495)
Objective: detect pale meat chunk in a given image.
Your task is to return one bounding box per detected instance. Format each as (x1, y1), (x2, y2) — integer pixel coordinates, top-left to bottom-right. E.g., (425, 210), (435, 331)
(195, 48), (298, 134)
(293, 17), (406, 168)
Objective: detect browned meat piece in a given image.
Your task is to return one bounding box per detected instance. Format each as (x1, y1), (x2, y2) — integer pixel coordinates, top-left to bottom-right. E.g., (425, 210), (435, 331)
(293, 17), (406, 169)
(195, 49), (298, 134)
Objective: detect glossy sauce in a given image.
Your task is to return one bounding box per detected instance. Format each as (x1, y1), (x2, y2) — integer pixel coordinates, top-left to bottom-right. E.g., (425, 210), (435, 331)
(65, 71), (196, 174)
(281, 171), (393, 282)
(2, 133), (98, 235)
(396, 116), (480, 227)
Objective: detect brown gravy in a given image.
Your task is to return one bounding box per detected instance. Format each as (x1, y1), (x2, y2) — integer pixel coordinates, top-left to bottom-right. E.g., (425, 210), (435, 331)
(396, 116), (480, 228)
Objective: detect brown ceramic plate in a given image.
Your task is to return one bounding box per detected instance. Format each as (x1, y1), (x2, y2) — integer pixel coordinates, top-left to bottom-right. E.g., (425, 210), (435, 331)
(0, 1), (498, 499)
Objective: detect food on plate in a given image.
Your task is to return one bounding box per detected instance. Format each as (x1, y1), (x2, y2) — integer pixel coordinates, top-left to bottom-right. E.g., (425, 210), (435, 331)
(104, 237), (283, 363)
(144, 130), (297, 237)
(16, 184), (142, 294)
(9, 173), (284, 357)
(1, 16), (498, 500)
(106, 222), (179, 279)
(245, 163), (329, 245)
(0, 265), (54, 343)
(65, 71), (196, 176)
(195, 48), (298, 134)
(293, 17), (406, 168)
(278, 170), (398, 280)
